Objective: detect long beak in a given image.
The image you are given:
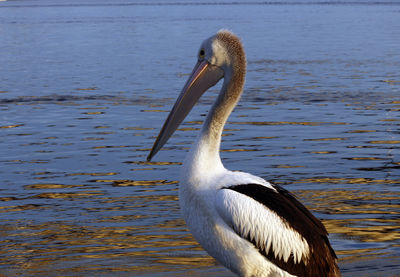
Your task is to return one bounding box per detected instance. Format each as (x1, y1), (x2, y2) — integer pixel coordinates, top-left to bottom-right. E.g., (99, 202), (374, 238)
(147, 60), (224, 161)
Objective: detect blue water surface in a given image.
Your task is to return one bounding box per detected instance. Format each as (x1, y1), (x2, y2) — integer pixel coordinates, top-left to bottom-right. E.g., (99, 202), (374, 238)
(0, 0), (399, 276)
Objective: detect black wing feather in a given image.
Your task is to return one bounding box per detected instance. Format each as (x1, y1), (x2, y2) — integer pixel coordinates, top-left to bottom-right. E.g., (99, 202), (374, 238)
(224, 183), (341, 277)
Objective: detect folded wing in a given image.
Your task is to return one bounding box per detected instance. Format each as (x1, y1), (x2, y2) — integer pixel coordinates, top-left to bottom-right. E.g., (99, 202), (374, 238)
(215, 183), (340, 277)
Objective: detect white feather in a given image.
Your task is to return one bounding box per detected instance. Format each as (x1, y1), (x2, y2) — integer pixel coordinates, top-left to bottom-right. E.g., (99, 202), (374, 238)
(215, 186), (310, 264)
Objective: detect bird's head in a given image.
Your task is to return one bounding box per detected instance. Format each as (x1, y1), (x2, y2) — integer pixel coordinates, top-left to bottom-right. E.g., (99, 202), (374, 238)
(147, 30), (245, 161)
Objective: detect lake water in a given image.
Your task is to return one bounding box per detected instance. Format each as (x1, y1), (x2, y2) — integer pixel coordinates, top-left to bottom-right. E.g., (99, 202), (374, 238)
(0, 0), (399, 276)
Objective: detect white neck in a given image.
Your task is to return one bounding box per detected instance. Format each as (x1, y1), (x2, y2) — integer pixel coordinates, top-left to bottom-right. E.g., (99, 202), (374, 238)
(182, 69), (244, 183)
(181, 32), (247, 186)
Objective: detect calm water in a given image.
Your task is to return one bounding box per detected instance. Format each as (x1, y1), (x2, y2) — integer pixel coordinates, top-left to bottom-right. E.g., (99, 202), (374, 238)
(0, 0), (399, 276)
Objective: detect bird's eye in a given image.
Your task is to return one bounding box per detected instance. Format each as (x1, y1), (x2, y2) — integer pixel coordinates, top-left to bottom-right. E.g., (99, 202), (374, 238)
(199, 49), (205, 59)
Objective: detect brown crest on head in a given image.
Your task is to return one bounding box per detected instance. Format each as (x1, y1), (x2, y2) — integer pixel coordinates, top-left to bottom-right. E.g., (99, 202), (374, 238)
(215, 30), (246, 89)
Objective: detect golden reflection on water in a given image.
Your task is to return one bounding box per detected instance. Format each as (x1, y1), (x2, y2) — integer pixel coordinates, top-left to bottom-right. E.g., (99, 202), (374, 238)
(24, 183), (81, 189)
(304, 137), (347, 141)
(0, 189), (219, 276)
(67, 172), (119, 176)
(231, 121), (348, 126)
(1, 173), (398, 276)
(0, 124), (25, 129)
(92, 179), (178, 187)
(296, 177), (399, 185)
(221, 148), (257, 152)
(82, 111), (105, 115)
(292, 178), (400, 245)
(368, 140), (400, 144)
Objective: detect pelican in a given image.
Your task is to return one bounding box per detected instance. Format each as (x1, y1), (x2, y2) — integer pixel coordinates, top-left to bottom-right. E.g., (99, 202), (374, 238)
(147, 30), (341, 277)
